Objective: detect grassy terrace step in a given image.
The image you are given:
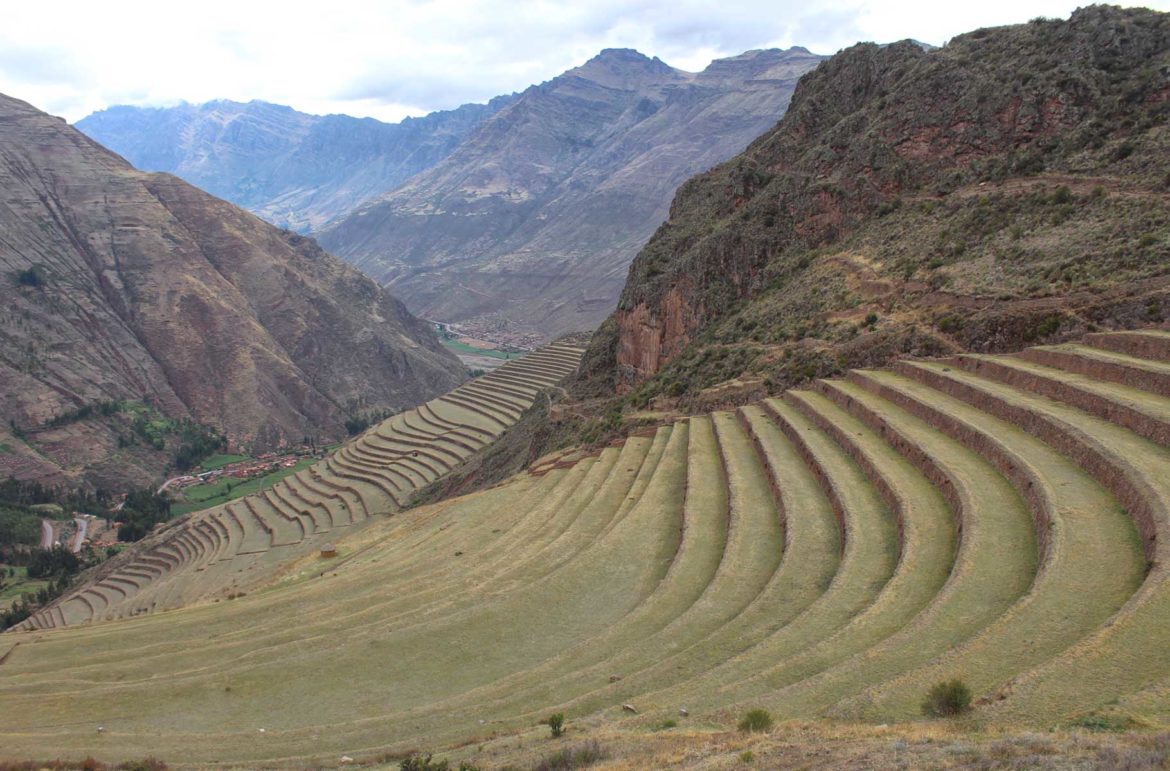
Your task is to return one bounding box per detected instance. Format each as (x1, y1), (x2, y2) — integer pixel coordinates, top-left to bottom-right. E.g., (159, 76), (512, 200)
(333, 424), (694, 740)
(355, 437), (452, 477)
(396, 413), (485, 454)
(436, 393), (513, 429)
(955, 354), (1170, 448)
(328, 449), (408, 501)
(540, 406), (837, 720)
(1085, 328), (1170, 361)
(0, 447), (665, 750)
(682, 387), (958, 710)
(1022, 343), (1170, 398)
(414, 401), (496, 439)
(829, 368), (1142, 721)
(346, 443), (436, 487)
(24, 335), (1170, 762)
(367, 424), (469, 463)
(460, 379), (534, 404)
(449, 384), (526, 416)
(744, 379), (1035, 720)
(655, 397), (898, 716)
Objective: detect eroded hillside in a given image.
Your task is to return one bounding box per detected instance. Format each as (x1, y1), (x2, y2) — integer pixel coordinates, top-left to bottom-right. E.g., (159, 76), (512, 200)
(580, 6), (1170, 409)
(0, 93), (465, 488)
(318, 47), (825, 340)
(76, 97), (515, 233)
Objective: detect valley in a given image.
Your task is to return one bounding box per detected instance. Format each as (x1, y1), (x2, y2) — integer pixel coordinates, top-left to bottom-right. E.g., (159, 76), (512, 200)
(6, 331), (1170, 767)
(3, 5), (1170, 770)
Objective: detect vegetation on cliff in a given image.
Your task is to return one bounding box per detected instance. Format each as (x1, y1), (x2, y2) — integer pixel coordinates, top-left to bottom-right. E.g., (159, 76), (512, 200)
(579, 6), (1170, 414)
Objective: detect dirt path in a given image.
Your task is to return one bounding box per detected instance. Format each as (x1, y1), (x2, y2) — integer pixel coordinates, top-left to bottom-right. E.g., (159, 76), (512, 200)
(69, 517), (87, 553)
(39, 519), (53, 549)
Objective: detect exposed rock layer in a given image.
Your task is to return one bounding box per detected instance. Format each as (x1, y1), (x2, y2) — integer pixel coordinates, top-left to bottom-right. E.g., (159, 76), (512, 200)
(76, 97), (514, 233)
(583, 6), (1170, 397)
(318, 47), (826, 338)
(0, 94), (465, 487)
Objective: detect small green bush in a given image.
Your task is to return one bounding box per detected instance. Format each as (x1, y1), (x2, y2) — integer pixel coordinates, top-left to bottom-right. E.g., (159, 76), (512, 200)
(740, 750), (756, 763)
(533, 740), (606, 770)
(15, 266), (45, 288)
(738, 708), (773, 733)
(548, 712), (565, 738)
(399, 755), (479, 771)
(921, 679), (973, 717)
(938, 314), (964, 334)
(1071, 712), (1135, 732)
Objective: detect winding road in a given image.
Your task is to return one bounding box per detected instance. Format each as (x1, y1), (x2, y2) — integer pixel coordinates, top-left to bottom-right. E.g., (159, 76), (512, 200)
(69, 517), (87, 553)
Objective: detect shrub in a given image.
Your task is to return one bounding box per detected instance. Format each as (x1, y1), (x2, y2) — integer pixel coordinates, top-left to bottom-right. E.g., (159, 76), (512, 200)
(548, 712), (565, 738)
(400, 755), (474, 771)
(938, 314), (964, 334)
(863, 312), (879, 328)
(922, 679), (973, 717)
(533, 740), (606, 770)
(15, 266), (45, 288)
(1071, 712), (1135, 732)
(738, 708), (773, 733)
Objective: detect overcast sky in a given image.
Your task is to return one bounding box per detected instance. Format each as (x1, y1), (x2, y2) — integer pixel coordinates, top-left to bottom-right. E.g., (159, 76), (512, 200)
(3, 0), (1167, 124)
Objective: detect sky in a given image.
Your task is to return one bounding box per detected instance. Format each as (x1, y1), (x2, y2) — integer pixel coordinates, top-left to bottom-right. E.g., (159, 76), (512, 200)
(2, 0), (1167, 124)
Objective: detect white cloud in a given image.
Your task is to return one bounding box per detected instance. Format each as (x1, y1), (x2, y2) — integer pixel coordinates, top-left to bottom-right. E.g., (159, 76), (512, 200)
(0, 0), (1166, 123)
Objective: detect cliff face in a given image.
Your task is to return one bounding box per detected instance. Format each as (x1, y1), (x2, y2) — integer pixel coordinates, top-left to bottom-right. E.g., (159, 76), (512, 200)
(585, 6), (1170, 399)
(75, 97), (514, 233)
(0, 93), (465, 488)
(317, 47), (826, 340)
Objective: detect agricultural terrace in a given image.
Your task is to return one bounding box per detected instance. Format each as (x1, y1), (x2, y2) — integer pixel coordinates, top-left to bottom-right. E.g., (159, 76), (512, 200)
(11, 341), (584, 630)
(5, 331), (1170, 765)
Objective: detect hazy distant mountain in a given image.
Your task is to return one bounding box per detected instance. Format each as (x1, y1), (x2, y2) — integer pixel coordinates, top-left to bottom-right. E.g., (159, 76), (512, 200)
(0, 93), (465, 488)
(75, 97), (515, 232)
(317, 47), (825, 339)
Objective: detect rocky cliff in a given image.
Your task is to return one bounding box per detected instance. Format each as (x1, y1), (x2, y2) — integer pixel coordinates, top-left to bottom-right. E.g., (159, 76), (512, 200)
(317, 47), (825, 340)
(75, 97), (514, 233)
(581, 6), (1170, 403)
(0, 93), (465, 488)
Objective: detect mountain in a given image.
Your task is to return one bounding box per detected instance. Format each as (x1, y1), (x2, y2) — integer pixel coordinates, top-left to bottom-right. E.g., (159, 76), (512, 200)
(75, 96), (514, 233)
(0, 93), (465, 489)
(317, 47), (826, 341)
(577, 6), (1170, 403)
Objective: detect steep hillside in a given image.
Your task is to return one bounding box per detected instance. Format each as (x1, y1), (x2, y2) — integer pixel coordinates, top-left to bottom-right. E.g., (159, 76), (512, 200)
(318, 47), (825, 340)
(581, 6), (1170, 404)
(14, 342), (584, 630)
(0, 93), (465, 488)
(75, 97), (514, 232)
(7, 329), (1170, 765)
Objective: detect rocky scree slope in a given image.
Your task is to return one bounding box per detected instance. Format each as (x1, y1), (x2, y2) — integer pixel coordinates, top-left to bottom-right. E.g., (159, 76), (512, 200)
(0, 93), (465, 488)
(75, 96), (515, 233)
(318, 47), (825, 340)
(579, 6), (1170, 405)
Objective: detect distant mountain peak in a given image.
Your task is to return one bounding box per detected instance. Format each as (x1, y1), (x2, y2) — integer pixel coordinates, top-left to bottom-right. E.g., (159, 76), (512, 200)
(566, 47), (683, 89)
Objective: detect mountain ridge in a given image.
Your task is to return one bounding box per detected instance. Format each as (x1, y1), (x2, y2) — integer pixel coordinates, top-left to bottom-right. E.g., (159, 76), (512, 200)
(75, 94), (517, 232)
(574, 5), (1170, 407)
(318, 45), (827, 341)
(0, 92), (466, 488)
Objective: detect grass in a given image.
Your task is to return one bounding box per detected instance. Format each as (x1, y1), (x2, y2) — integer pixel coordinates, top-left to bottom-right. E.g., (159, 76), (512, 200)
(0, 565), (49, 611)
(441, 338), (516, 360)
(7, 338), (1170, 765)
(198, 454), (250, 471)
(171, 459), (315, 515)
